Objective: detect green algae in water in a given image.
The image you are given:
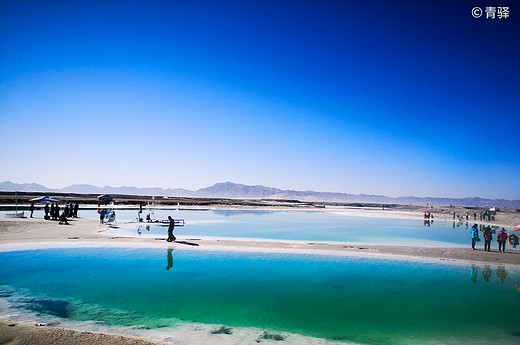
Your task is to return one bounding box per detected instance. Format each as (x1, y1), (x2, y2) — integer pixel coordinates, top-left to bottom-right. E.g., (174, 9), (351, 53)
(1, 248), (520, 345)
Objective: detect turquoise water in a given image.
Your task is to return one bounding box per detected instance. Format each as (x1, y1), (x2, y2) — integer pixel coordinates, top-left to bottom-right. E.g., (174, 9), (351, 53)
(2, 208), (485, 247)
(115, 209), (476, 247)
(1, 248), (519, 344)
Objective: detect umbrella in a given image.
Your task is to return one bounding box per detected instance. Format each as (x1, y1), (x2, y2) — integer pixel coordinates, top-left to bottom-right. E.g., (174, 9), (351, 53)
(30, 196), (62, 203)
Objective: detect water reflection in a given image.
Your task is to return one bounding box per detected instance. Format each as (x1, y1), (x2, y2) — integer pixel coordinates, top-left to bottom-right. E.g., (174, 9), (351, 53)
(211, 209), (282, 217)
(166, 248), (174, 271)
(496, 266), (506, 284)
(469, 264), (520, 290)
(470, 264), (478, 283)
(135, 225), (153, 236)
(483, 265), (491, 282)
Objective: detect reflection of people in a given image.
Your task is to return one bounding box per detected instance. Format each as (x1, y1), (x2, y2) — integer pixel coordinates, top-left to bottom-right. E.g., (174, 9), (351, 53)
(483, 227), (492, 252)
(483, 265), (491, 282)
(470, 264), (479, 283)
(496, 266), (506, 284)
(167, 216), (176, 242)
(166, 248), (174, 270)
(471, 224), (480, 250)
(497, 228), (508, 253)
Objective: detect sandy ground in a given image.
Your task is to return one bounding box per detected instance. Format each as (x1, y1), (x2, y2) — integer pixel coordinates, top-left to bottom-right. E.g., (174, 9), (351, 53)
(0, 321), (161, 345)
(1, 209), (519, 345)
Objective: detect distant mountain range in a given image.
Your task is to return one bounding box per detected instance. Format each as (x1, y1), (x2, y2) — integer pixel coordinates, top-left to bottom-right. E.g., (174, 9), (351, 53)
(1, 180), (519, 208)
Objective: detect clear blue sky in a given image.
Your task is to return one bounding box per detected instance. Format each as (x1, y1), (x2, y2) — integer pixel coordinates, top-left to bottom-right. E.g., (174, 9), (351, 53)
(1, 0), (519, 199)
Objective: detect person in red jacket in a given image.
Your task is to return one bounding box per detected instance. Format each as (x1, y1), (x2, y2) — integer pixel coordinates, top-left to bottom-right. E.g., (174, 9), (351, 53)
(483, 227), (492, 252)
(497, 228), (508, 253)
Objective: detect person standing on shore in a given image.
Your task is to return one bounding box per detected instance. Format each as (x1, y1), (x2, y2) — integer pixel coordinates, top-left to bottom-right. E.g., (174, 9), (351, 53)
(497, 228), (508, 253)
(483, 227), (492, 252)
(471, 224), (480, 250)
(509, 233), (519, 250)
(44, 203), (49, 219)
(29, 202), (35, 218)
(167, 216), (176, 242)
(55, 204), (60, 220)
(99, 209), (106, 224)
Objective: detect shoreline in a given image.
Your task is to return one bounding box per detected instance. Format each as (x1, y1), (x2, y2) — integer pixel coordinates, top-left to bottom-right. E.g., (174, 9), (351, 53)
(1, 213), (519, 266)
(0, 320), (163, 345)
(2, 203), (517, 229)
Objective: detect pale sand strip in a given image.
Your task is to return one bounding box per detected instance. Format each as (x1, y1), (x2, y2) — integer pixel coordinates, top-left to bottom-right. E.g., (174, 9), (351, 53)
(0, 320), (356, 345)
(0, 321), (162, 345)
(1, 214), (519, 345)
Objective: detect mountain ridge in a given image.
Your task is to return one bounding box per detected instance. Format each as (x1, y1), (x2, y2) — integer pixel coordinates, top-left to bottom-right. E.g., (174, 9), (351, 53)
(0, 180), (518, 208)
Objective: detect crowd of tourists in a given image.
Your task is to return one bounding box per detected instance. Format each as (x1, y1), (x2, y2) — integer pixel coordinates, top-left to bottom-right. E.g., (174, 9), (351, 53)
(43, 202), (79, 223)
(471, 224), (519, 252)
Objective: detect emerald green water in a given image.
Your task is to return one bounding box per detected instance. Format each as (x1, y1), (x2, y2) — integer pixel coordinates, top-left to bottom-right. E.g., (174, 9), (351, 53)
(1, 248), (520, 344)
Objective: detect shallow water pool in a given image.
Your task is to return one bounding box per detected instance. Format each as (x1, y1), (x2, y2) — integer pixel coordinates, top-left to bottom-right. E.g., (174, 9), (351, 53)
(108, 209), (481, 247)
(1, 247), (519, 344)
(2, 208), (488, 247)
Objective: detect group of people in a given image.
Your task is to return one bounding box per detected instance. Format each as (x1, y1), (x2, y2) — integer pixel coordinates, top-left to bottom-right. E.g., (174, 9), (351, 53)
(99, 208), (116, 224)
(471, 224), (519, 252)
(454, 212), (493, 222)
(42, 202), (79, 225)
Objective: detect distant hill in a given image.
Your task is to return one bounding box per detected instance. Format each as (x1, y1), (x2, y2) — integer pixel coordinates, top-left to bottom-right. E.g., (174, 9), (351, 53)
(0, 181), (193, 197)
(1, 180), (519, 208)
(0, 181), (51, 193)
(194, 182), (282, 198)
(59, 184), (194, 197)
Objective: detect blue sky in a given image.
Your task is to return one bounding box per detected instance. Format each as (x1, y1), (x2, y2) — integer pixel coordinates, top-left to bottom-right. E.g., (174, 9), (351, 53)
(0, 0), (518, 199)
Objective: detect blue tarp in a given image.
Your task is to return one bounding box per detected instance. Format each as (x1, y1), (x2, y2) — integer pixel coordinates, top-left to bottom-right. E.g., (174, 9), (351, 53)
(29, 196), (62, 203)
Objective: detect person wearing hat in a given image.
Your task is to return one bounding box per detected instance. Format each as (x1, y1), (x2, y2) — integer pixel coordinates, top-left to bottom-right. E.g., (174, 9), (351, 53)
(497, 228), (508, 253)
